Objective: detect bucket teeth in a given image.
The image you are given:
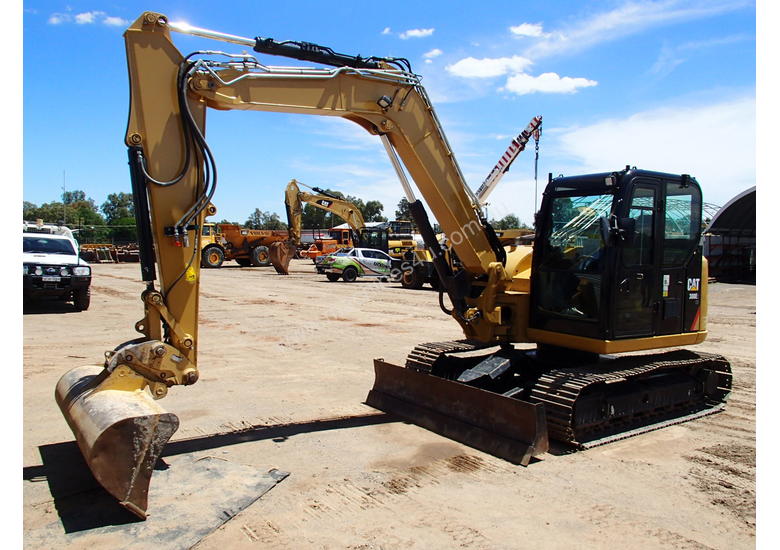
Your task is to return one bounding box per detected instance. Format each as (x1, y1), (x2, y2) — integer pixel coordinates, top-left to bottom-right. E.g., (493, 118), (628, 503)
(55, 365), (179, 519)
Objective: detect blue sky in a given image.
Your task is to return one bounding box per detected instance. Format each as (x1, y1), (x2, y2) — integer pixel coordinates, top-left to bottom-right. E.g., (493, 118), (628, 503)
(21, 1), (756, 227)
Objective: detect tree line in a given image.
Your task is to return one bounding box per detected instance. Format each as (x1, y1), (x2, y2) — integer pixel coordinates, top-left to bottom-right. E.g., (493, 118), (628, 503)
(22, 189), (395, 242)
(244, 188), (388, 230)
(394, 197), (529, 232)
(24, 191), (137, 244)
(24, 189), (527, 244)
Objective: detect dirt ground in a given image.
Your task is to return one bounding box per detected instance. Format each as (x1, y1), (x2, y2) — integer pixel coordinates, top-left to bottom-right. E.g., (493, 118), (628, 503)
(22, 260), (756, 549)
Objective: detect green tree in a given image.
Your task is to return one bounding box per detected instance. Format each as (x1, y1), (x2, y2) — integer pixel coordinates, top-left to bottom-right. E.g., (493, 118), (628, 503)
(301, 188), (342, 228)
(490, 214), (521, 230)
(101, 192), (135, 224)
(362, 200), (387, 222)
(298, 189), (387, 227)
(24, 191), (112, 243)
(245, 209), (288, 230)
(395, 197), (412, 221)
(105, 216), (137, 244)
(62, 190), (87, 204)
(23, 201), (38, 220)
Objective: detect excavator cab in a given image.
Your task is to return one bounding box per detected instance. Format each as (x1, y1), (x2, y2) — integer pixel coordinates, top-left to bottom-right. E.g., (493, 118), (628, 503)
(529, 168), (707, 351)
(358, 225), (390, 252)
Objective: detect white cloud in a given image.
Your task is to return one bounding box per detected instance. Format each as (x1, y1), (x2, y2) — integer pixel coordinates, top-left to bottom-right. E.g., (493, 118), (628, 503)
(104, 16), (129, 27)
(47, 13), (69, 25)
(555, 95), (756, 206)
(381, 27), (391, 35)
(525, 0), (752, 59)
(75, 11), (102, 24)
(509, 23), (547, 37)
(47, 10), (128, 26)
(649, 34), (750, 77)
(503, 72), (598, 95)
(400, 28), (435, 39)
(446, 55), (533, 78)
(423, 48), (443, 59)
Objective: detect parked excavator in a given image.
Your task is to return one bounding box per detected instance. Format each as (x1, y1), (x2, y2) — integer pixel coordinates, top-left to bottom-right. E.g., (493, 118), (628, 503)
(55, 13), (731, 519)
(283, 179), (416, 267)
(284, 179), (364, 263)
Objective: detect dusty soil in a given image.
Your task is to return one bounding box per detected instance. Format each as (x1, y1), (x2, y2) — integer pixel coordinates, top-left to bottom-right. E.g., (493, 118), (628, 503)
(23, 261), (756, 549)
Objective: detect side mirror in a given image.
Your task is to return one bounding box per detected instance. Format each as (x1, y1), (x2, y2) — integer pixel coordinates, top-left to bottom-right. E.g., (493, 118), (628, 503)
(599, 216), (611, 244)
(600, 215), (636, 243)
(618, 217), (636, 242)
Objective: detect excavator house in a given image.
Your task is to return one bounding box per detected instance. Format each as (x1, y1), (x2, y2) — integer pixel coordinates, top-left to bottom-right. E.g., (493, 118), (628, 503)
(54, 12), (731, 518)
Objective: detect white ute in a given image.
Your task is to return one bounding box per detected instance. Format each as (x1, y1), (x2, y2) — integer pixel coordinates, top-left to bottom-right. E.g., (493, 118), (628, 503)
(23, 220), (92, 311)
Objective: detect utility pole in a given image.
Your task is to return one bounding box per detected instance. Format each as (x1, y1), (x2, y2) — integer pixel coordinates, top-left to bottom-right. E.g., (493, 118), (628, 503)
(62, 170), (67, 225)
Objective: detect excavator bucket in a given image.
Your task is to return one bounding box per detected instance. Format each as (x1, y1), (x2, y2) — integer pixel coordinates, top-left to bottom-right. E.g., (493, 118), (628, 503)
(269, 241), (297, 275)
(55, 365), (179, 519)
(366, 359), (548, 466)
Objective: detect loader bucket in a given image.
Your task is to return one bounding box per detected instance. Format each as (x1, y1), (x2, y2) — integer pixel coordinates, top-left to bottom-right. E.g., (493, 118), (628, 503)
(366, 359), (548, 466)
(55, 365), (179, 519)
(269, 241), (296, 275)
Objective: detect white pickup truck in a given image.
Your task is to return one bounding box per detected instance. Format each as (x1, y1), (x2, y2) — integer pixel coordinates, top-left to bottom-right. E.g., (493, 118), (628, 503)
(23, 221), (92, 310)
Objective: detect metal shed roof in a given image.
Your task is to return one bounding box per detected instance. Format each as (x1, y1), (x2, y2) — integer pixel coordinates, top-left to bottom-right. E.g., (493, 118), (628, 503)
(705, 187), (756, 236)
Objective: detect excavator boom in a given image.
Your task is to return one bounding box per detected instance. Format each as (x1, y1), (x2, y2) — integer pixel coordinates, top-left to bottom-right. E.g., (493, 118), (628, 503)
(284, 179), (366, 246)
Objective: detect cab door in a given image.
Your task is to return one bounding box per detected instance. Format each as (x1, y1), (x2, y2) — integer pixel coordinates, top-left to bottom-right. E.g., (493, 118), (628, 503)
(657, 179), (703, 335)
(612, 183), (658, 338)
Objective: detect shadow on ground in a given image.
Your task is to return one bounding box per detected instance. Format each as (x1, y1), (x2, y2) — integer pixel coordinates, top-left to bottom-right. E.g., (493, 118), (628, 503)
(23, 441), (144, 532)
(23, 300), (79, 315)
(24, 412), (396, 533)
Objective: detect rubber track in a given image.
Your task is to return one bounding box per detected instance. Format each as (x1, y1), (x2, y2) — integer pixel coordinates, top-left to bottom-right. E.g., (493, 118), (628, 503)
(406, 342), (732, 448)
(405, 340), (487, 373)
(529, 350), (732, 445)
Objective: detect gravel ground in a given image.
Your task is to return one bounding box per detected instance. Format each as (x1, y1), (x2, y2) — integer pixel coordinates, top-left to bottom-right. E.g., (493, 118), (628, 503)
(23, 261), (756, 549)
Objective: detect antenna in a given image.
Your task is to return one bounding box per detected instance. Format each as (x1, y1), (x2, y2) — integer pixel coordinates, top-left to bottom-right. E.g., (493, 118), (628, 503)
(62, 170), (66, 225)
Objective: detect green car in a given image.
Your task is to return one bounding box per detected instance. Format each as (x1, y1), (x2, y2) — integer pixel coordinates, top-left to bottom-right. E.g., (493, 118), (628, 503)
(321, 247), (399, 282)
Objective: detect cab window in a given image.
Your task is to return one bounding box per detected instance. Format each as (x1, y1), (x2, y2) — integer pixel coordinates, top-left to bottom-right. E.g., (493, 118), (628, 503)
(623, 187), (655, 267)
(539, 193), (612, 272)
(664, 182), (701, 265)
(535, 192), (612, 321)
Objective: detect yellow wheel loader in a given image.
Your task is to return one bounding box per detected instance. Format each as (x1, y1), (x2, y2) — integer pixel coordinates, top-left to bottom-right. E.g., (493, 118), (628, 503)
(55, 13), (731, 518)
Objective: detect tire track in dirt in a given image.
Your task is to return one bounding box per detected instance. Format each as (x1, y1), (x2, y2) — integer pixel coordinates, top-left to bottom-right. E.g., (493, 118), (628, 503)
(92, 272), (140, 282)
(89, 284), (136, 299)
(685, 442), (755, 528)
(242, 453), (507, 547)
(642, 528), (715, 549)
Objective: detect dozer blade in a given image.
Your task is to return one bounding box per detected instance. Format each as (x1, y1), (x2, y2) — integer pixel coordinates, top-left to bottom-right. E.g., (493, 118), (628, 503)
(55, 365), (179, 519)
(269, 241), (296, 275)
(366, 359), (548, 466)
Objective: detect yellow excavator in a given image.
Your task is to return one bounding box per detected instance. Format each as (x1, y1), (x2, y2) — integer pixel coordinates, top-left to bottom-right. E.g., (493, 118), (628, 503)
(55, 12), (731, 519)
(283, 179), (364, 261)
(283, 179), (416, 265)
